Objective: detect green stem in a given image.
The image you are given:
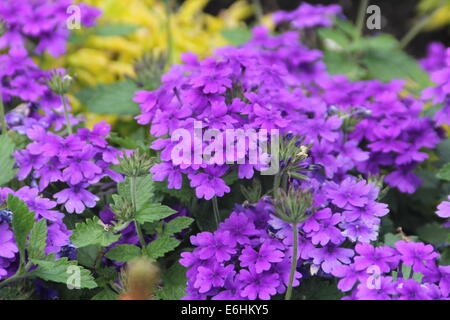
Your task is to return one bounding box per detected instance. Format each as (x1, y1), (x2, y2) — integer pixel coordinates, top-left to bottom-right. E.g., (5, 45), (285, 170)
(130, 176), (147, 252)
(164, 0), (174, 66)
(0, 90), (7, 136)
(0, 273), (23, 289)
(355, 0), (369, 40)
(60, 95), (73, 135)
(399, 0), (447, 49)
(212, 196), (220, 227)
(285, 223), (298, 300)
(273, 173), (281, 196)
(252, 0), (263, 24)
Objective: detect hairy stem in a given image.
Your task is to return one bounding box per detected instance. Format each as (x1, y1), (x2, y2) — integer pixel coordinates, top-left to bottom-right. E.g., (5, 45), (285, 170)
(130, 176), (147, 252)
(285, 223), (298, 300)
(0, 90), (7, 136)
(60, 95), (72, 135)
(212, 196), (221, 226)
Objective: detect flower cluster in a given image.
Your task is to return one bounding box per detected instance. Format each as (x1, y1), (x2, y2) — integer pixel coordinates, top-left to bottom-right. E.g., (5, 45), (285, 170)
(273, 3), (341, 29)
(422, 47), (450, 126)
(137, 26), (442, 198)
(14, 121), (122, 213)
(180, 199), (301, 300)
(334, 241), (449, 300)
(0, 186), (70, 279)
(270, 176), (388, 274)
(0, 0), (100, 123)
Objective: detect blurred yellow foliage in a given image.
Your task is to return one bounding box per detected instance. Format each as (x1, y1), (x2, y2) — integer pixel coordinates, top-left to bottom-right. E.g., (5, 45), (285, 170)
(41, 0), (253, 127)
(418, 0), (450, 30)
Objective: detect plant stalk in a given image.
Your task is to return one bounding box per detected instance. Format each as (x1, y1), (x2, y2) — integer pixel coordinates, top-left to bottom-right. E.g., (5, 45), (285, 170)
(0, 90), (7, 136)
(399, 0), (447, 49)
(164, 0), (174, 66)
(60, 95), (73, 135)
(355, 0), (369, 40)
(212, 196), (221, 226)
(285, 223), (298, 300)
(130, 176), (147, 252)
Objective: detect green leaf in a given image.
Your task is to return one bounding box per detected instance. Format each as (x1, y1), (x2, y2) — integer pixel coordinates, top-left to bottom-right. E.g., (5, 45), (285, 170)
(318, 28), (350, 49)
(94, 23), (140, 37)
(27, 219), (48, 260)
(105, 244), (141, 262)
(91, 288), (118, 300)
(383, 233), (402, 247)
(135, 204), (176, 225)
(0, 135), (17, 186)
(417, 222), (450, 246)
(146, 237), (180, 260)
(401, 265), (412, 280)
(221, 27), (252, 46)
(323, 50), (365, 80)
(77, 245), (102, 268)
(70, 217), (120, 248)
(412, 272), (424, 283)
(161, 217), (194, 237)
(30, 258), (97, 289)
(157, 262), (187, 300)
(363, 47), (431, 89)
(437, 163), (450, 181)
(9, 195), (35, 257)
(75, 80), (140, 115)
(118, 175), (155, 211)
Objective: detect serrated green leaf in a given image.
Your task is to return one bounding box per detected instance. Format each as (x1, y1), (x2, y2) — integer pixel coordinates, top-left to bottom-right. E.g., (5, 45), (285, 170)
(401, 265), (412, 280)
(135, 204), (176, 224)
(27, 219), (48, 260)
(118, 175), (155, 211)
(383, 233), (402, 247)
(0, 135), (17, 186)
(162, 217), (194, 237)
(437, 163), (450, 181)
(146, 237), (180, 260)
(417, 222), (450, 246)
(105, 244), (141, 262)
(9, 195), (35, 257)
(30, 258), (97, 289)
(412, 272), (424, 283)
(77, 245), (102, 268)
(318, 28), (350, 49)
(91, 288), (118, 300)
(70, 217), (120, 248)
(75, 80), (140, 115)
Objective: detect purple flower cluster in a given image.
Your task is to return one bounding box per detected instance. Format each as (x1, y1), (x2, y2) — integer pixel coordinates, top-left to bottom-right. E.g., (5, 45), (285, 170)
(334, 241), (449, 300)
(270, 176), (388, 274)
(273, 3), (341, 29)
(0, 0), (100, 127)
(14, 121), (122, 213)
(180, 199), (302, 300)
(420, 42), (448, 73)
(0, 0), (100, 57)
(136, 26), (442, 198)
(422, 47), (450, 126)
(0, 186), (70, 279)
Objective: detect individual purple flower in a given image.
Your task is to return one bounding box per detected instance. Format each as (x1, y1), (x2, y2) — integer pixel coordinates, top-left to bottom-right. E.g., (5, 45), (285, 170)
(193, 231), (236, 262)
(0, 223), (18, 259)
(395, 241), (439, 272)
(238, 266), (280, 300)
(218, 212), (259, 244)
(194, 264), (235, 294)
(310, 243), (354, 274)
(239, 242), (284, 273)
(353, 243), (399, 273)
(436, 196), (450, 218)
(188, 166), (230, 200)
(326, 178), (371, 208)
(54, 184), (99, 214)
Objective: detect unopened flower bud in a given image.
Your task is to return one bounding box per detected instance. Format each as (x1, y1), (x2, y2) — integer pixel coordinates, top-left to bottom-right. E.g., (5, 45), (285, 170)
(47, 72), (74, 95)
